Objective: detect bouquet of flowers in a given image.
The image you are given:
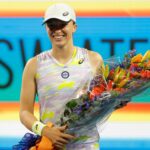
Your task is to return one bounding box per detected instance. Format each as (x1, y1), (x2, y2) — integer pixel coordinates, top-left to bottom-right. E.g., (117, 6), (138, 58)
(13, 49), (150, 149)
(56, 49), (150, 143)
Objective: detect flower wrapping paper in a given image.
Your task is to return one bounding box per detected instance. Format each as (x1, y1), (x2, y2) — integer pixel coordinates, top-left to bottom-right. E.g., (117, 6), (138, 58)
(56, 49), (150, 143)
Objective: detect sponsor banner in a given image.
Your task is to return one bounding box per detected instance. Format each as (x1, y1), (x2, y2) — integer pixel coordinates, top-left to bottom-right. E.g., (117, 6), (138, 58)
(0, 17), (150, 101)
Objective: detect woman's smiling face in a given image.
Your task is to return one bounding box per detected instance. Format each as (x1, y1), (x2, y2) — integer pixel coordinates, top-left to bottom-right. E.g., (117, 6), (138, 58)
(46, 19), (77, 48)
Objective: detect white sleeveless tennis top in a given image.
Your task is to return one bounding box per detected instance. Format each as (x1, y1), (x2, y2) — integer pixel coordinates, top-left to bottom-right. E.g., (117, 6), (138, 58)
(36, 47), (93, 124)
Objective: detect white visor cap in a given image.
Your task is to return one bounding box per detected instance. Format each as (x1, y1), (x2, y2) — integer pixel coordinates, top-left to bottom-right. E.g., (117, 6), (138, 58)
(43, 3), (76, 23)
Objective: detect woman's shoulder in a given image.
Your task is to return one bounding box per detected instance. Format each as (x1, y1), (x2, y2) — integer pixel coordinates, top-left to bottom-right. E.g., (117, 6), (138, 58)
(24, 56), (37, 75)
(77, 47), (102, 59)
(87, 50), (103, 65)
(26, 56), (37, 67)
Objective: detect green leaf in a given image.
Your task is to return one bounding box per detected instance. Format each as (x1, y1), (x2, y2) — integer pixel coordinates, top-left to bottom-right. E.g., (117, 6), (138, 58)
(66, 99), (78, 109)
(73, 135), (90, 142)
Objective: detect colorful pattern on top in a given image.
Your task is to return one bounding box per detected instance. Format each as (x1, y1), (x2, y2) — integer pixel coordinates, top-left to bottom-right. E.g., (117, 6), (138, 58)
(36, 47), (93, 124)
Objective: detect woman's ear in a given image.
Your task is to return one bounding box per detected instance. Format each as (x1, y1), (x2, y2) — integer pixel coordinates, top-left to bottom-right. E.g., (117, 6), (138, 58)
(73, 23), (77, 33)
(45, 24), (49, 32)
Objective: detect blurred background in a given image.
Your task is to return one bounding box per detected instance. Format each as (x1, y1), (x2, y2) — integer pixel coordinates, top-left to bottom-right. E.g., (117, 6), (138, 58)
(0, 0), (150, 149)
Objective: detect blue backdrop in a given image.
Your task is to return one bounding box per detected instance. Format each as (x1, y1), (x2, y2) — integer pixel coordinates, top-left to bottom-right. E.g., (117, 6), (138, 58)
(0, 17), (150, 100)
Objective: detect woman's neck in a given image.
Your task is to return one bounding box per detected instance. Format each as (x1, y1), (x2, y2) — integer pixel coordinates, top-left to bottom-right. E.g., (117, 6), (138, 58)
(51, 45), (76, 64)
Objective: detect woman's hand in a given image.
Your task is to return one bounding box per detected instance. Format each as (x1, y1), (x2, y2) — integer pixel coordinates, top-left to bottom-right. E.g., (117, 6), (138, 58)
(42, 124), (75, 149)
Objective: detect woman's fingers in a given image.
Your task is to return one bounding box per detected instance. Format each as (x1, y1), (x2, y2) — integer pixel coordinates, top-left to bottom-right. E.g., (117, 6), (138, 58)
(55, 142), (64, 148)
(54, 139), (67, 150)
(57, 124), (68, 132)
(57, 137), (69, 144)
(61, 132), (75, 140)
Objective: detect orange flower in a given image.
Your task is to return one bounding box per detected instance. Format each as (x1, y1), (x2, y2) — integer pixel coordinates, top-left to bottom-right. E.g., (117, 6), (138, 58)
(131, 54), (143, 63)
(89, 85), (105, 100)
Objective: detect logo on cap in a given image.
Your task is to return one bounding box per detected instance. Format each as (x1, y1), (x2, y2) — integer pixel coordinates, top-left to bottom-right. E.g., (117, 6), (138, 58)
(63, 11), (69, 16)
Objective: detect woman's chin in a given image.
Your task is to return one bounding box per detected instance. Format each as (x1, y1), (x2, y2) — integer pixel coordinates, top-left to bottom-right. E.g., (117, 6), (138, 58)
(54, 41), (66, 48)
